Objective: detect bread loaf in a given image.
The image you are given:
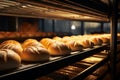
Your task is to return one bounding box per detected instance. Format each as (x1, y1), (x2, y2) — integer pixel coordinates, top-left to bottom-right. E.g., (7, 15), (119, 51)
(53, 36), (62, 41)
(62, 36), (71, 43)
(0, 49), (21, 71)
(40, 38), (54, 49)
(40, 38), (71, 56)
(78, 39), (94, 48)
(22, 39), (44, 48)
(99, 37), (110, 44)
(90, 37), (103, 46)
(66, 40), (83, 51)
(47, 41), (71, 56)
(22, 39), (50, 61)
(0, 40), (23, 55)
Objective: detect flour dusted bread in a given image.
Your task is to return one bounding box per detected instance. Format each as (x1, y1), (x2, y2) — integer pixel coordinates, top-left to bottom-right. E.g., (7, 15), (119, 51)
(22, 39), (50, 61)
(0, 40), (23, 55)
(0, 49), (21, 71)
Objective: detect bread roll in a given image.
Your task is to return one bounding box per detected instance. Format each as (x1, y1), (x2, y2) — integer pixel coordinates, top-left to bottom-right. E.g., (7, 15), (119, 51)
(78, 40), (94, 48)
(99, 37), (110, 44)
(53, 36), (62, 41)
(0, 32), (5, 39)
(22, 39), (50, 61)
(40, 38), (71, 56)
(0, 40), (23, 55)
(6, 32), (16, 38)
(90, 37), (103, 46)
(47, 41), (71, 56)
(40, 38), (54, 49)
(62, 36), (71, 43)
(22, 39), (44, 48)
(66, 40), (83, 51)
(0, 49), (21, 71)
(22, 45), (50, 61)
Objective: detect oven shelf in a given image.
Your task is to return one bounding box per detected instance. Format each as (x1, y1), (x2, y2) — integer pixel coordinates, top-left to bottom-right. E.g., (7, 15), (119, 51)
(0, 44), (108, 80)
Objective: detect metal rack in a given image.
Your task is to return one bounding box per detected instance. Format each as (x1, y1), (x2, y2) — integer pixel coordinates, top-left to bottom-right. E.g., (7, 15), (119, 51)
(0, 0), (119, 80)
(71, 56), (109, 80)
(0, 45), (108, 80)
(0, 0), (109, 21)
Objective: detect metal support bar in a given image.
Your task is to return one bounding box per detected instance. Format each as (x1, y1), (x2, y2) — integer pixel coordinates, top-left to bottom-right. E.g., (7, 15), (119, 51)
(81, 21), (84, 35)
(71, 57), (109, 80)
(41, 19), (44, 32)
(110, 0), (118, 80)
(52, 19), (55, 32)
(100, 22), (104, 33)
(15, 17), (18, 32)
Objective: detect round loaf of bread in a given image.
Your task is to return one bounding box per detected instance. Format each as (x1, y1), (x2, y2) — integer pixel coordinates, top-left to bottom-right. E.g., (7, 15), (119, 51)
(0, 40), (23, 55)
(66, 40), (83, 51)
(47, 41), (71, 56)
(40, 38), (54, 49)
(0, 49), (21, 71)
(78, 39), (94, 48)
(22, 39), (50, 61)
(22, 39), (44, 48)
(90, 37), (103, 46)
(99, 37), (110, 44)
(62, 36), (71, 43)
(53, 36), (62, 41)
(22, 45), (50, 61)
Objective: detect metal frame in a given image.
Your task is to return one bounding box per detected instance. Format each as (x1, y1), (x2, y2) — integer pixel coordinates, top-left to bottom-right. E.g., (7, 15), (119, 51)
(71, 57), (109, 80)
(110, 0), (118, 80)
(0, 0), (108, 22)
(0, 0), (119, 79)
(0, 45), (108, 80)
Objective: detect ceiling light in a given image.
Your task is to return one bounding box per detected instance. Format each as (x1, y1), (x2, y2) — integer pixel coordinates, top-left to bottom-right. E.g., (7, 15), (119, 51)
(71, 25), (76, 30)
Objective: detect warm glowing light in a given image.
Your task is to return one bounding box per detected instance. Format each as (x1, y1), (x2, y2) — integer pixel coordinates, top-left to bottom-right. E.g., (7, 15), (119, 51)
(71, 25), (76, 30)
(21, 5), (27, 8)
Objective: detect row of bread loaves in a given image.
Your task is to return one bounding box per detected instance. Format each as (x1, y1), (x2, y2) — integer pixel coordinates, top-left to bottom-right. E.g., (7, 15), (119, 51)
(0, 39), (50, 71)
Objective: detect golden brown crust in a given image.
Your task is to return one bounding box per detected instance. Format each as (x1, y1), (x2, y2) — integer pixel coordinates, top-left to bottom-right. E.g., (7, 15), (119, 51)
(61, 36), (71, 43)
(0, 40), (23, 55)
(78, 40), (94, 48)
(22, 39), (44, 48)
(22, 45), (50, 61)
(22, 39), (50, 61)
(47, 41), (71, 56)
(53, 36), (62, 41)
(90, 37), (103, 46)
(40, 38), (54, 49)
(0, 49), (21, 71)
(99, 37), (110, 44)
(65, 40), (83, 51)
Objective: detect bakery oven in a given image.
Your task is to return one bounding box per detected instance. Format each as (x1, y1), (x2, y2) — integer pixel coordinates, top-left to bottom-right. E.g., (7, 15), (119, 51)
(0, 0), (119, 80)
